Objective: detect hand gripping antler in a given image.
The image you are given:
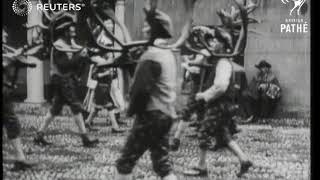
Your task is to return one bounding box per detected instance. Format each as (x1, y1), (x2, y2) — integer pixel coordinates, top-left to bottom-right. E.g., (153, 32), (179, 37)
(89, 0), (149, 53)
(90, 4), (125, 48)
(89, 0), (198, 53)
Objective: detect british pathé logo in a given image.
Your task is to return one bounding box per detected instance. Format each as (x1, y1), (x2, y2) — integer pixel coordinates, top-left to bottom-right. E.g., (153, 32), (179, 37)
(281, 0), (307, 16)
(280, 0), (309, 33)
(280, 19), (308, 33)
(12, 0), (32, 16)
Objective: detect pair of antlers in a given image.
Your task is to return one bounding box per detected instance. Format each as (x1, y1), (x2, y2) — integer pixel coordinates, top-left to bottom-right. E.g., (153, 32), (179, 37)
(38, 0), (258, 60)
(86, 0), (197, 53)
(184, 0), (260, 59)
(217, 0), (260, 28)
(95, 0), (258, 60)
(39, 0), (78, 28)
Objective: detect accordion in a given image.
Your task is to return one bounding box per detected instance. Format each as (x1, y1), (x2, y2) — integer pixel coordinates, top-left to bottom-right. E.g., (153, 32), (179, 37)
(266, 83), (281, 100)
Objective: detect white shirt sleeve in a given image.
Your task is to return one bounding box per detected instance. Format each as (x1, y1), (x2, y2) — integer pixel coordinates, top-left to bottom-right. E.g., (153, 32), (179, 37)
(201, 59), (233, 102)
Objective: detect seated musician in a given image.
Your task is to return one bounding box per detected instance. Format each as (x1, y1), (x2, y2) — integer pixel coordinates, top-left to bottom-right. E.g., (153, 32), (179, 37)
(241, 60), (281, 122)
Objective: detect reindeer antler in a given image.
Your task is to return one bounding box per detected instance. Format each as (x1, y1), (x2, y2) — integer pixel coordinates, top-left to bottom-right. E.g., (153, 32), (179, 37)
(90, 6), (125, 48)
(39, 0), (78, 29)
(217, 0), (260, 29)
(88, 0), (151, 54)
(88, 0), (199, 53)
(232, 0), (249, 54)
(152, 0), (198, 50)
(89, 0), (149, 51)
(144, 0), (159, 13)
(39, 0), (66, 22)
(197, 0), (257, 58)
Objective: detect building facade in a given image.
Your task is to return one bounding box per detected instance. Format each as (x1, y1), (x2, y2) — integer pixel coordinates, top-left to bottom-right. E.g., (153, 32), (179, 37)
(5, 0), (310, 117)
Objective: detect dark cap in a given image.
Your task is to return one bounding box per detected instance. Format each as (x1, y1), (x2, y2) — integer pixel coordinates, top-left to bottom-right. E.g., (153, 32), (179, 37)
(144, 8), (174, 39)
(255, 60), (271, 69)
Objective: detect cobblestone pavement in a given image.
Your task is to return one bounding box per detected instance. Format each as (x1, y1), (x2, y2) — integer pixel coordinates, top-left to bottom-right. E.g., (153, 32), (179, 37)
(3, 113), (310, 180)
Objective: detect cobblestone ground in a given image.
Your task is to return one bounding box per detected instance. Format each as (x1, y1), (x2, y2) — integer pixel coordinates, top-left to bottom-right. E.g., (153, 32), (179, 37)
(3, 112), (310, 180)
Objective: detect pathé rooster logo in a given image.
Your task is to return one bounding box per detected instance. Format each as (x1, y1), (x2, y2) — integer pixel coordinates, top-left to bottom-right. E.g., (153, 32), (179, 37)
(12, 0), (32, 16)
(281, 0), (308, 16)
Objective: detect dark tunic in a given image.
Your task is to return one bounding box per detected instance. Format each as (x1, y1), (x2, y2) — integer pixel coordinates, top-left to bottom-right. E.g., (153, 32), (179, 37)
(241, 71), (281, 118)
(91, 66), (117, 109)
(180, 53), (205, 123)
(2, 50), (21, 140)
(180, 73), (205, 123)
(50, 48), (87, 115)
(116, 57), (174, 178)
(197, 59), (239, 150)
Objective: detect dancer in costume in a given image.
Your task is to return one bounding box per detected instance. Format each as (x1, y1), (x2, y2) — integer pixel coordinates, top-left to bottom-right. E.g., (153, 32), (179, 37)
(170, 46), (208, 151)
(183, 33), (253, 177)
(2, 28), (37, 171)
(34, 18), (99, 148)
(83, 19), (125, 133)
(115, 9), (178, 180)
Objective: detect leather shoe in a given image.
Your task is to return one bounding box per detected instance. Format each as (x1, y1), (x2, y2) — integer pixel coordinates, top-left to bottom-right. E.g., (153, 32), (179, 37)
(237, 160), (253, 177)
(111, 128), (125, 134)
(11, 160), (36, 171)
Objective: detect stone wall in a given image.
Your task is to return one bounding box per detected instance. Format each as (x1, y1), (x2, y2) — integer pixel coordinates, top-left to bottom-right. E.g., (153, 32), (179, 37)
(7, 0), (310, 117)
(124, 0), (310, 116)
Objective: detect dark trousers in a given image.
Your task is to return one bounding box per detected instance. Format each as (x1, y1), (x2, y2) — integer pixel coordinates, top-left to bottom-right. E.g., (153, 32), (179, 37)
(198, 100), (238, 150)
(116, 110), (173, 177)
(241, 91), (278, 118)
(3, 94), (21, 140)
(50, 75), (84, 116)
(257, 95), (278, 117)
(180, 75), (205, 123)
(181, 95), (206, 123)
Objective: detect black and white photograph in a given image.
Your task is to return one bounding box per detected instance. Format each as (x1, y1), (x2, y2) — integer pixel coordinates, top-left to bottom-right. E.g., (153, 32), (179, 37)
(2, 0), (310, 179)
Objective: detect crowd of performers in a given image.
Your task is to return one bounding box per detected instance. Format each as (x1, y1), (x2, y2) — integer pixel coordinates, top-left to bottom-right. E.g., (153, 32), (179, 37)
(2, 1), (265, 179)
